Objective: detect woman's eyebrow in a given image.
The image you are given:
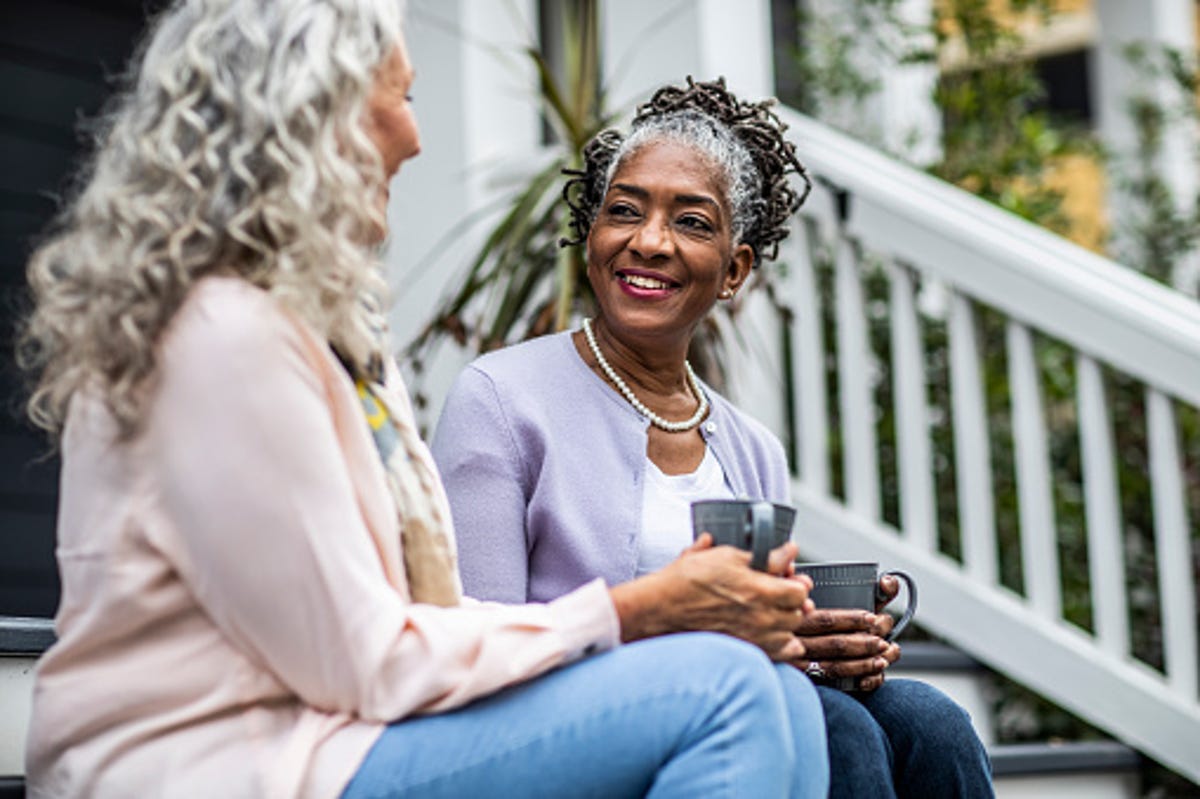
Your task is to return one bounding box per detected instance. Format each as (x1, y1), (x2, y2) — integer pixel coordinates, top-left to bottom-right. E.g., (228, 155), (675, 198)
(610, 183), (720, 211)
(675, 193), (720, 211)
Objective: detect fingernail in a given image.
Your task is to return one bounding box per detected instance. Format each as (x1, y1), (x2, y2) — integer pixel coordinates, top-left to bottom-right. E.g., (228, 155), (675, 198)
(875, 658), (888, 669)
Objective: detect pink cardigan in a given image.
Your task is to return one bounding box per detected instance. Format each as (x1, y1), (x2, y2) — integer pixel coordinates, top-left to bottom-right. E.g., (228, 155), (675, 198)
(25, 277), (619, 798)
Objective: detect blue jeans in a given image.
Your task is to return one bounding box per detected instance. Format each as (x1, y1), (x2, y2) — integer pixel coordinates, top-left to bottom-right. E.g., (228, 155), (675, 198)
(343, 633), (829, 798)
(817, 679), (994, 798)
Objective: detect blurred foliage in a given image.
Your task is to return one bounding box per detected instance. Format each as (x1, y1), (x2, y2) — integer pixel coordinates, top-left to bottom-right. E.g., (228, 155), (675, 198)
(1113, 42), (1200, 286)
(931, 0), (1095, 233)
(404, 0), (607, 380)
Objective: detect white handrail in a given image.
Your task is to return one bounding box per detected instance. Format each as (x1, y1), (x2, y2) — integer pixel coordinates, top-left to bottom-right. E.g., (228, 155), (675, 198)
(782, 109), (1200, 407)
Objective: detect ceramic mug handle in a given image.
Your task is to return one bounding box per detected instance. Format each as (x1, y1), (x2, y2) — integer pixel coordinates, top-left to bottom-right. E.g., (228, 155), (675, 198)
(748, 501), (775, 572)
(881, 569), (918, 640)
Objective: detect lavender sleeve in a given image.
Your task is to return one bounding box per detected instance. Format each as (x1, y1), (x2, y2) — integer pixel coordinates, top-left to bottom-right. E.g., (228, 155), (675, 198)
(431, 365), (531, 604)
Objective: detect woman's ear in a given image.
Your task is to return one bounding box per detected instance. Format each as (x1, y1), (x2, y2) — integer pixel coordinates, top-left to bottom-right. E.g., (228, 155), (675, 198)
(722, 243), (756, 298)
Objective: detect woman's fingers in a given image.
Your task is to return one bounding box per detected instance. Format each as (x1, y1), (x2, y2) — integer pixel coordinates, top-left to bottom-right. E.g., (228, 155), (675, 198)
(795, 608), (878, 635)
(797, 631), (887, 660)
(765, 541), (799, 576)
(772, 635), (806, 662)
(856, 673), (886, 692)
(796, 653), (890, 682)
(875, 574), (900, 611)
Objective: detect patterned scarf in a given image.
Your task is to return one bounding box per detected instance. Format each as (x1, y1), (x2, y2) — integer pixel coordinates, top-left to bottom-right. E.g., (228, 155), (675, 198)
(355, 377), (461, 607)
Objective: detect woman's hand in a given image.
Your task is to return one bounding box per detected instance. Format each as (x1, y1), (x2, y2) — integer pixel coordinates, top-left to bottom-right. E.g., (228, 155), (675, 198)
(796, 575), (902, 686)
(791, 576), (903, 691)
(610, 535), (815, 662)
(791, 609), (900, 691)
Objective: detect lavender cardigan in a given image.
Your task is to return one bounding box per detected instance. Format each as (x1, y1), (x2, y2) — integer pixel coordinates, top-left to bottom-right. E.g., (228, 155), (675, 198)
(431, 331), (791, 603)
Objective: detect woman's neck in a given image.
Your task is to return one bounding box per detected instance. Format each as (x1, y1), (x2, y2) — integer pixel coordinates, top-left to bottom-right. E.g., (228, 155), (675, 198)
(584, 316), (693, 396)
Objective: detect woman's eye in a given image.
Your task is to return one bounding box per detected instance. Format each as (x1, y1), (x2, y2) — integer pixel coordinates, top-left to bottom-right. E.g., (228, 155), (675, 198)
(678, 215), (714, 233)
(606, 203), (638, 218)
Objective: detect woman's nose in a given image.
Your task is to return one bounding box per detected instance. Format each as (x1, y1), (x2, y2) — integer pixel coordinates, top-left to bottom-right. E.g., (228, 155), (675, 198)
(628, 217), (673, 259)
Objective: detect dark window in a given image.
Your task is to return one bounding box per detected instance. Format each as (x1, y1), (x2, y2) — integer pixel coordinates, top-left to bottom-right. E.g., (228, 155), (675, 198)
(770, 0), (805, 110)
(0, 0), (168, 618)
(1033, 48), (1093, 126)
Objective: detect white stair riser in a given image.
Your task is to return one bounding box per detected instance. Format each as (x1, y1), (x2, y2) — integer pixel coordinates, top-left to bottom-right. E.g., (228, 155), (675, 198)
(995, 772), (1140, 799)
(0, 656), (37, 775)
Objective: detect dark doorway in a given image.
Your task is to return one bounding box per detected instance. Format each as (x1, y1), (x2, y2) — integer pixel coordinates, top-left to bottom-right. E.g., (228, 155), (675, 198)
(0, 1), (168, 617)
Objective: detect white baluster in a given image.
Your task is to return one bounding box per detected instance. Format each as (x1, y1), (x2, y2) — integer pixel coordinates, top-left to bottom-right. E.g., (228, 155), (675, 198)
(835, 233), (880, 519)
(785, 218), (829, 494)
(1075, 353), (1130, 657)
(1007, 321), (1061, 620)
(949, 292), (997, 584)
(887, 259), (936, 551)
(1146, 388), (1198, 696)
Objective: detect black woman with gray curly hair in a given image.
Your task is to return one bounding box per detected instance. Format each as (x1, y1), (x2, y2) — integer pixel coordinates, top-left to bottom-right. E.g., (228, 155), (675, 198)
(19, 3), (830, 796)
(433, 76), (994, 799)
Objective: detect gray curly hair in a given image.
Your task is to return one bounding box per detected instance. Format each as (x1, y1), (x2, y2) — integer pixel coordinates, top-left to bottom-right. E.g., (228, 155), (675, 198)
(18, 0), (404, 439)
(561, 76), (811, 266)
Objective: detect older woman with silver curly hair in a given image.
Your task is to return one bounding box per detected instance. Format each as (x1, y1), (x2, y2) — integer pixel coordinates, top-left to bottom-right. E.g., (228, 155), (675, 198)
(19, 2), (833, 797)
(433, 77), (995, 799)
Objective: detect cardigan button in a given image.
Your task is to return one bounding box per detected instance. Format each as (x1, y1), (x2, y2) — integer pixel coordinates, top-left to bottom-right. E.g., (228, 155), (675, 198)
(704, 421), (717, 434)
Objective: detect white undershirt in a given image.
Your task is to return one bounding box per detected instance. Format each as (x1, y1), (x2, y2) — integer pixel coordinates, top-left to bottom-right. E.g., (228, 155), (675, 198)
(636, 446), (735, 577)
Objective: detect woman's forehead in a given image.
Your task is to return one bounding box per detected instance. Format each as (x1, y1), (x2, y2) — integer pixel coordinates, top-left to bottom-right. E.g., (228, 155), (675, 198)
(608, 140), (729, 205)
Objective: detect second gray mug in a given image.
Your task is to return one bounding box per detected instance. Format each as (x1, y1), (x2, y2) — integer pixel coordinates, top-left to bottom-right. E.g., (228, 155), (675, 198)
(793, 561), (918, 690)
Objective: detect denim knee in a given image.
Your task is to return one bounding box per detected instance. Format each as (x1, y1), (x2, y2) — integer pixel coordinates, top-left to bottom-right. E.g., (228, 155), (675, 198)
(664, 633), (789, 727)
(861, 679), (984, 755)
(650, 633), (799, 793)
(816, 684), (896, 799)
(857, 679), (993, 798)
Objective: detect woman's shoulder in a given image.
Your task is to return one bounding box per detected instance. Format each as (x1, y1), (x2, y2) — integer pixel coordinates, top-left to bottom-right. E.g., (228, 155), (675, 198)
(454, 332), (581, 402)
(467, 332), (575, 381)
(441, 331), (597, 429)
(170, 276), (283, 341)
(161, 276), (320, 374)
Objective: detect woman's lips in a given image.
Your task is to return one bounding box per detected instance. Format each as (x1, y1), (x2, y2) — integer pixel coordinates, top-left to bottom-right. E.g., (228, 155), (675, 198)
(616, 270), (679, 298)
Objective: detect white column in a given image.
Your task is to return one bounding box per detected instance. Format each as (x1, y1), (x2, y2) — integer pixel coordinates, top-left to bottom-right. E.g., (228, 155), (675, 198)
(877, 0), (940, 166)
(601, 0), (773, 115)
(802, 0), (940, 165)
(1093, 0), (1198, 289)
(387, 0), (540, 425)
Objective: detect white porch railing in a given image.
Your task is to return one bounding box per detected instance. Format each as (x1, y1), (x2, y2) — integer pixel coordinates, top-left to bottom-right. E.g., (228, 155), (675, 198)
(741, 109), (1200, 783)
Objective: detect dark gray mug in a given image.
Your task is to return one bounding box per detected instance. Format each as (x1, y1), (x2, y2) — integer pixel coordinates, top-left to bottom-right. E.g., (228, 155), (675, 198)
(793, 561), (918, 690)
(691, 499), (796, 571)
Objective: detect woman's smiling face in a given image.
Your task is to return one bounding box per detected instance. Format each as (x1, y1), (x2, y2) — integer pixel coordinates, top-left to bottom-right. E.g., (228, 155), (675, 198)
(586, 139), (754, 348)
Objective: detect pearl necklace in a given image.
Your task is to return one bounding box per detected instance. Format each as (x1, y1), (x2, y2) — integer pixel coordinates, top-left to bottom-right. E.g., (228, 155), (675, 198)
(582, 317), (709, 433)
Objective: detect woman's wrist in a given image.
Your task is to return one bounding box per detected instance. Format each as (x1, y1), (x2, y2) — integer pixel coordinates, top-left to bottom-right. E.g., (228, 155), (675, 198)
(610, 573), (675, 643)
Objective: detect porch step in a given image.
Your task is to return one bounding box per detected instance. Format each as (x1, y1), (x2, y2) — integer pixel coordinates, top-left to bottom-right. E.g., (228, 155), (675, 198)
(990, 741), (1141, 798)
(0, 617), (54, 793)
(892, 640), (1142, 798)
(0, 776), (25, 799)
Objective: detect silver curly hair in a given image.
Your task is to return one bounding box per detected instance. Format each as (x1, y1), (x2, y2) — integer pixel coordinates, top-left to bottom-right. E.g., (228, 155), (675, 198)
(18, 0), (405, 439)
(606, 109), (761, 243)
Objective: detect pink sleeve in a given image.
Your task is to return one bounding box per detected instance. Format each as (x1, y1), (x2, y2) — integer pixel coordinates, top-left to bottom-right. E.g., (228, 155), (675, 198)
(146, 285), (619, 721)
